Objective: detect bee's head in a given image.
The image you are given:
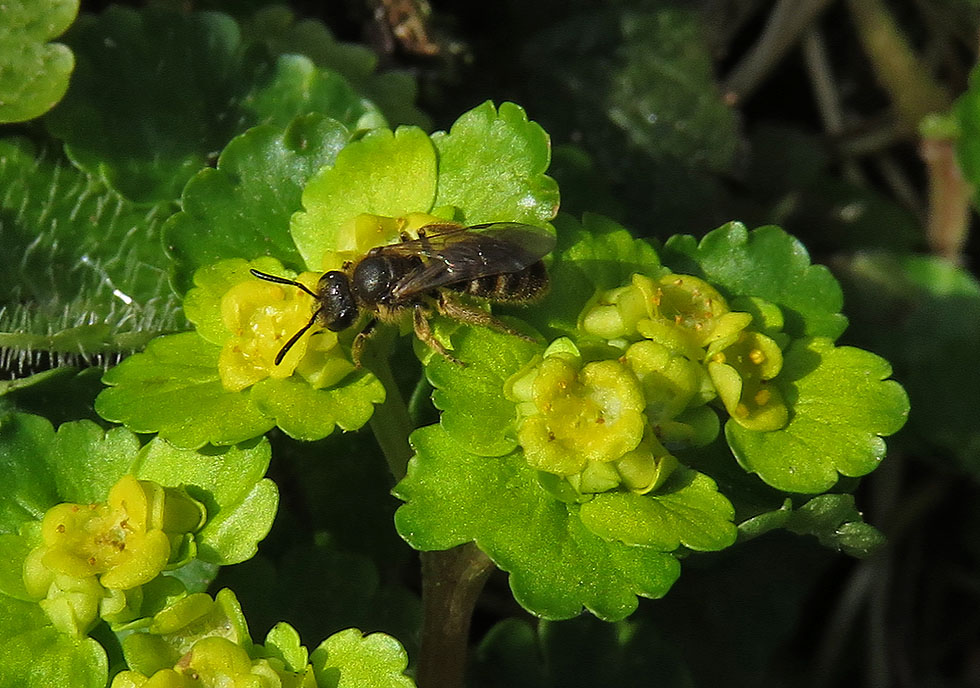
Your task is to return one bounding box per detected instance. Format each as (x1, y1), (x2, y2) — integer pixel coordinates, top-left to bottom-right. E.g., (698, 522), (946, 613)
(318, 271), (358, 331)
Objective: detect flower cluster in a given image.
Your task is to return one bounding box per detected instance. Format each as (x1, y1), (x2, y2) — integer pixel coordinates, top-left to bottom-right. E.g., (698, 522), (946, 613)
(23, 475), (206, 636)
(112, 590), (315, 688)
(508, 272), (791, 497)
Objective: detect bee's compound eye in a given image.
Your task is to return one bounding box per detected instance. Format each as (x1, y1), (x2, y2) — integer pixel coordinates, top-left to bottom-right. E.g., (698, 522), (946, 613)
(318, 271), (358, 331)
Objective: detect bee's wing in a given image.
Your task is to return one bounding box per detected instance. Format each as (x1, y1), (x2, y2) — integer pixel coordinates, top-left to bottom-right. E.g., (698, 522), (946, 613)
(390, 222), (556, 299)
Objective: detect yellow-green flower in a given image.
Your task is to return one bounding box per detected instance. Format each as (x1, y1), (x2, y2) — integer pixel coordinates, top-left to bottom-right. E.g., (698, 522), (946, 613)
(707, 330), (788, 431)
(111, 636), (316, 688)
(23, 475), (205, 636)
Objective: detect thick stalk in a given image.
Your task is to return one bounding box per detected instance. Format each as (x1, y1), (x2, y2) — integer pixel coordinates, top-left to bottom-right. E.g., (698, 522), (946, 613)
(364, 335), (495, 688)
(417, 545), (495, 688)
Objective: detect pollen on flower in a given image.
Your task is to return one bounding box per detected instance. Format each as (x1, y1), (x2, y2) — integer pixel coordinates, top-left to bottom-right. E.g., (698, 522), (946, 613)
(24, 475), (206, 637)
(216, 269), (349, 392)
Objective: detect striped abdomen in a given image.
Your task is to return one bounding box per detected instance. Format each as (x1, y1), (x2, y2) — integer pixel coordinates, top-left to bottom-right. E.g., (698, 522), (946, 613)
(447, 261), (549, 303)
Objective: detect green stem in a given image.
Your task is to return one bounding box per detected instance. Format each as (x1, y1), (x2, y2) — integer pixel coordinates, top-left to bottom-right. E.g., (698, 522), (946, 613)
(364, 346), (414, 481)
(363, 336), (495, 688)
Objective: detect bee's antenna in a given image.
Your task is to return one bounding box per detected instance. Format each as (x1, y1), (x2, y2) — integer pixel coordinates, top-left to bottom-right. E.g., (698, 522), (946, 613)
(275, 311), (319, 365)
(250, 268), (318, 299)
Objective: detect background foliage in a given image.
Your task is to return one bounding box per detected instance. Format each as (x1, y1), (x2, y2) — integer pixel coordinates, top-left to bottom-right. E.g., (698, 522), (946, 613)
(1, 0), (978, 686)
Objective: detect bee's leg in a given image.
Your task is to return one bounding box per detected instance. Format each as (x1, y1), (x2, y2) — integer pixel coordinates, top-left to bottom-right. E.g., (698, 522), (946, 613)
(436, 293), (535, 342)
(351, 319), (378, 368)
(413, 304), (463, 366)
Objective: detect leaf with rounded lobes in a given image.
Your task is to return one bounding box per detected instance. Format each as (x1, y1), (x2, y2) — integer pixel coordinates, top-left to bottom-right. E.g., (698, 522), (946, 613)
(662, 223), (848, 340)
(311, 628), (415, 688)
(579, 468), (736, 551)
(96, 332), (276, 450)
(134, 437), (277, 565)
(432, 101), (560, 226)
(165, 115), (351, 294)
(0, 595), (106, 687)
(0, 0), (78, 123)
(525, 212), (664, 338)
(243, 5), (429, 128)
(248, 372), (386, 441)
(394, 425), (680, 621)
(726, 337), (909, 493)
(425, 326), (541, 458)
(45, 5), (382, 204)
(291, 126), (438, 267)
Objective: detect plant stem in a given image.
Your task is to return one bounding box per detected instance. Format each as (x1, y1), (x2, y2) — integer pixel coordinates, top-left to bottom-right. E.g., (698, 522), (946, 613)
(363, 339), (415, 481)
(417, 545), (495, 688)
(846, 0), (952, 133)
(722, 0), (834, 103)
(364, 337), (495, 688)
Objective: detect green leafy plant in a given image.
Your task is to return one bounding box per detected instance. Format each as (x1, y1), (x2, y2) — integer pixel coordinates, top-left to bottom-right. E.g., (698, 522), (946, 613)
(15, 1), (980, 687)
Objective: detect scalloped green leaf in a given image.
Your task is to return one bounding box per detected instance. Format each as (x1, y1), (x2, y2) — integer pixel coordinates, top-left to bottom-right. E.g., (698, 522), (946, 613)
(836, 252), (980, 473)
(291, 125), (438, 267)
(0, 139), (181, 361)
(394, 425), (680, 621)
(527, 212), (664, 337)
(47, 421), (140, 504)
(0, 415), (276, 568)
(96, 332), (276, 449)
(165, 114), (350, 293)
(242, 53), (384, 133)
(726, 338), (909, 493)
(431, 101), (560, 225)
(578, 468), (736, 551)
(0, 595), (106, 687)
(738, 494), (885, 557)
(243, 5), (429, 128)
(662, 223), (848, 340)
(249, 372), (386, 441)
(426, 325), (540, 457)
(311, 628), (415, 688)
(0, 0), (78, 123)
(134, 437), (277, 565)
(45, 6), (381, 204)
(262, 622), (308, 674)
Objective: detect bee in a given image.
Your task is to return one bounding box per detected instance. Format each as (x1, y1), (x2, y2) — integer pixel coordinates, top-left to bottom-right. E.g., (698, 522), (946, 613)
(249, 222), (556, 366)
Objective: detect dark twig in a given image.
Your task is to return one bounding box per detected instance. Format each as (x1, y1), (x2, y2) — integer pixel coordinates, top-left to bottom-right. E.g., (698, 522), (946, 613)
(723, 0), (837, 104)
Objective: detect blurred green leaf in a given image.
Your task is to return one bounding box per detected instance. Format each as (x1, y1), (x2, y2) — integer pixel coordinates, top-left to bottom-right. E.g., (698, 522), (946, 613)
(243, 5), (429, 128)
(0, 0), (78, 123)
(45, 5), (384, 204)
